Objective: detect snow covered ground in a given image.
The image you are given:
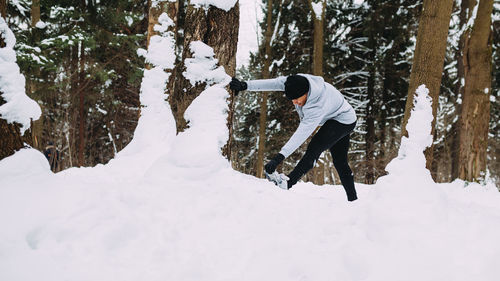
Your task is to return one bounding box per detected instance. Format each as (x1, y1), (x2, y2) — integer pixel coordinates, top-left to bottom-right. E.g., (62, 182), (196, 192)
(2, 3), (500, 280)
(1, 78), (500, 281)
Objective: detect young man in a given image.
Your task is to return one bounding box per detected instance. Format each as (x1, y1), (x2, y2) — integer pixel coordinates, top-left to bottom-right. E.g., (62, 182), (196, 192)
(230, 74), (358, 201)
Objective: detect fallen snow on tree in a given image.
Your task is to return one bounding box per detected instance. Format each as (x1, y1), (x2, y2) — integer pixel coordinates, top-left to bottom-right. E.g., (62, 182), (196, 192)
(190, 0), (238, 11)
(0, 17), (41, 133)
(183, 41), (230, 87)
(108, 12), (177, 179)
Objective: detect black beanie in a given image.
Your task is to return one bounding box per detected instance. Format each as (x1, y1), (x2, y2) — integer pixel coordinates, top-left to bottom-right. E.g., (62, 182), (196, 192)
(284, 75), (309, 100)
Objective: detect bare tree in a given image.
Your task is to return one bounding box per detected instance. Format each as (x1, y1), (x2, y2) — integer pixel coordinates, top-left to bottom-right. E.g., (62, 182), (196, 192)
(401, 0), (454, 172)
(309, 0), (327, 184)
(457, 0), (494, 181)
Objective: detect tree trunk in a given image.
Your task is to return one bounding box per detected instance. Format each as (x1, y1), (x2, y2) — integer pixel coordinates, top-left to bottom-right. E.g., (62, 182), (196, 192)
(31, 0), (40, 27)
(0, 0), (6, 20)
(309, 0), (326, 184)
(364, 4), (378, 184)
(255, 0), (274, 178)
(365, 51), (376, 184)
(401, 0), (453, 172)
(78, 41), (85, 167)
(458, 0), (493, 181)
(29, 0), (42, 149)
(310, 0), (325, 77)
(170, 2), (239, 159)
(451, 0), (473, 179)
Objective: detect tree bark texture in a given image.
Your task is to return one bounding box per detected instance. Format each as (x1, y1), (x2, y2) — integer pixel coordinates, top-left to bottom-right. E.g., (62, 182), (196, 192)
(458, 0), (493, 181)
(310, 0), (325, 77)
(401, 0), (453, 171)
(170, 2), (239, 159)
(0, 0), (6, 20)
(451, 0), (474, 179)
(31, 0), (40, 27)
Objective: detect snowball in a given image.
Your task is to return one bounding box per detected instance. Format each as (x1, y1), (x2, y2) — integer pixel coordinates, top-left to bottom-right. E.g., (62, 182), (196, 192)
(35, 20), (47, 29)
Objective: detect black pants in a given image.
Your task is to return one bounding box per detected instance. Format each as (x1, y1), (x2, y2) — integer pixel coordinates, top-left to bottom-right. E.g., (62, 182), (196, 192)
(287, 119), (357, 201)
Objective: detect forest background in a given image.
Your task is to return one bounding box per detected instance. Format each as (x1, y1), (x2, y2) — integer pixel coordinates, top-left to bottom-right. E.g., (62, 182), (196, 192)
(0, 0), (499, 187)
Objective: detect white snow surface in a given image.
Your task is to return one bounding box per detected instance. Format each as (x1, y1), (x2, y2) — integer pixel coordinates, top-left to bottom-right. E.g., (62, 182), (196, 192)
(2, 45), (500, 281)
(0, 17), (41, 133)
(190, 0), (238, 12)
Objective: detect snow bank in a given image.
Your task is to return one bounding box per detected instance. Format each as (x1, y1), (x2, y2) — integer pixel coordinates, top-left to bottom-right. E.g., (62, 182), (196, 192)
(0, 17), (41, 133)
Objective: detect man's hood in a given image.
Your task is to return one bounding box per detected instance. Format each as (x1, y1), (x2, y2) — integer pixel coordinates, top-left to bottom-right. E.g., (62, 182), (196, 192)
(299, 74), (325, 105)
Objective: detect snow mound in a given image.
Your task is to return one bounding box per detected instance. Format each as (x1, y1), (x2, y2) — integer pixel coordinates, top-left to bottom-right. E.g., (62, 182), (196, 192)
(378, 84), (434, 187)
(0, 148), (50, 180)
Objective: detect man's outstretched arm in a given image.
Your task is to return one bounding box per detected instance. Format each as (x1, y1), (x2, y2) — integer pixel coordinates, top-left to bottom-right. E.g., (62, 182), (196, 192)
(230, 76), (287, 92)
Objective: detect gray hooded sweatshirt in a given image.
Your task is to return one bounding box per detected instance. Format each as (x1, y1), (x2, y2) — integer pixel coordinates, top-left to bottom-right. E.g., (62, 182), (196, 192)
(246, 74), (357, 158)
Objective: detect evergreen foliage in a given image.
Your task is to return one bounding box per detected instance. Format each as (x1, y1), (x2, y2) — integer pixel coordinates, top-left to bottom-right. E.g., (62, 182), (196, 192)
(8, 0), (147, 169)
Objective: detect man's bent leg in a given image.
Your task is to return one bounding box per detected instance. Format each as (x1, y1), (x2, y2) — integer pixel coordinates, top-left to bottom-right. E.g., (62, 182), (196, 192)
(330, 134), (357, 201)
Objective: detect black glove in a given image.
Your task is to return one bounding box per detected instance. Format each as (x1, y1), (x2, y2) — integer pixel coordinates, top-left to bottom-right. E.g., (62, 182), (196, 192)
(229, 77), (247, 92)
(264, 153), (285, 174)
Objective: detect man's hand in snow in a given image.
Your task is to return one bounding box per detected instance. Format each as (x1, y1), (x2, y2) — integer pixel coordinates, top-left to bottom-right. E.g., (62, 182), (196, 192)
(264, 153), (285, 174)
(229, 77), (247, 93)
